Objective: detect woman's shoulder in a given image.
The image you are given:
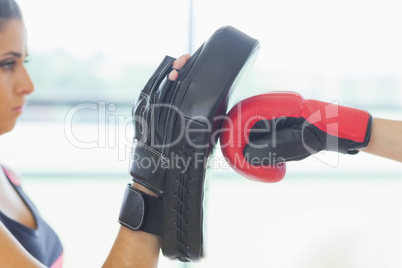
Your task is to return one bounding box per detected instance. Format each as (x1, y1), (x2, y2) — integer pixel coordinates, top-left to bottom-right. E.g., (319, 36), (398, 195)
(0, 164), (22, 187)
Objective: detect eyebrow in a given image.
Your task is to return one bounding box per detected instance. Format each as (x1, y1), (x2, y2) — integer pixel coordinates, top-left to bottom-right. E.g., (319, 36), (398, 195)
(1, 51), (24, 58)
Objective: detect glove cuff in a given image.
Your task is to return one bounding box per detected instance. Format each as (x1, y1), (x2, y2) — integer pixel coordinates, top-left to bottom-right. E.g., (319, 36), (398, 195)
(346, 114), (373, 154)
(118, 184), (163, 236)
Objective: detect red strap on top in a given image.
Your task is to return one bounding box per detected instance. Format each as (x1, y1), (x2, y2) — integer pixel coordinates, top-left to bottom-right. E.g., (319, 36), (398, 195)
(1, 166), (21, 186)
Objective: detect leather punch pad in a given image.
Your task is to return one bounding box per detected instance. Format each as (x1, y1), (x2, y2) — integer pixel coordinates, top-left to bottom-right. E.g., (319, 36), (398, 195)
(130, 25), (259, 261)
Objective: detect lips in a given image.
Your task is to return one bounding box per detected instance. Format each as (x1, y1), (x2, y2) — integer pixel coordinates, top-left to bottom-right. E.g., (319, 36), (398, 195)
(12, 102), (25, 114)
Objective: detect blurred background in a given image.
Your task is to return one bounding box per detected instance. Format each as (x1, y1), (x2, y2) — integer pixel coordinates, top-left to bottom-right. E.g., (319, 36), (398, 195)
(0, 0), (402, 267)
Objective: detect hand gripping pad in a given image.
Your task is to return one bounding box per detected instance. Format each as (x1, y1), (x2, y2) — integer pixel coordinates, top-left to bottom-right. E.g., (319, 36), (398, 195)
(130, 26), (259, 261)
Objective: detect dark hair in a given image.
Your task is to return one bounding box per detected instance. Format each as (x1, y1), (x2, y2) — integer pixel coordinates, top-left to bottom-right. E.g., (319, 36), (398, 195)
(0, 0), (22, 30)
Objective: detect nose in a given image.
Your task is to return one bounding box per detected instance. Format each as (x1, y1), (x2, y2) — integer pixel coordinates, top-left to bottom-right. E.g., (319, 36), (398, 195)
(15, 66), (34, 95)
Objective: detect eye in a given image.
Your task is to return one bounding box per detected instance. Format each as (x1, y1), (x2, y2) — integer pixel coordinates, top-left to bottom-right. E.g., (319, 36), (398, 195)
(0, 60), (16, 71)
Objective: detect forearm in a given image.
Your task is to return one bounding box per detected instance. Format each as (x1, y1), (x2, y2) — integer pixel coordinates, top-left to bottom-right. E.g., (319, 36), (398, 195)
(102, 184), (161, 268)
(363, 118), (402, 162)
(102, 226), (160, 268)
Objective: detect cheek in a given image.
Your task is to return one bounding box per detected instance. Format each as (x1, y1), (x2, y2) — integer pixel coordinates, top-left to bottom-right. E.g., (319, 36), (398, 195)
(0, 84), (15, 135)
(0, 78), (12, 103)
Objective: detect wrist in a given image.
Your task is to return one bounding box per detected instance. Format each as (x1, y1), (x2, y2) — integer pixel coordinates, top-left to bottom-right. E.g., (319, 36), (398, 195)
(104, 226), (160, 268)
(119, 184), (163, 236)
(131, 181), (159, 198)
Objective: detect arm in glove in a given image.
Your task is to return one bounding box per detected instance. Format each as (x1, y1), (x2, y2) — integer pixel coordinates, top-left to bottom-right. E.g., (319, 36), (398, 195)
(220, 91), (373, 183)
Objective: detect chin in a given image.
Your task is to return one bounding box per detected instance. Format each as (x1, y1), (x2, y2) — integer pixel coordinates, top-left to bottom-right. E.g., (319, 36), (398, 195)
(0, 121), (17, 135)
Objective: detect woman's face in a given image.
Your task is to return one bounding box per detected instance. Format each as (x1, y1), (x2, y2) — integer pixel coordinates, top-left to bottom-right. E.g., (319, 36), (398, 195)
(0, 19), (34, 135)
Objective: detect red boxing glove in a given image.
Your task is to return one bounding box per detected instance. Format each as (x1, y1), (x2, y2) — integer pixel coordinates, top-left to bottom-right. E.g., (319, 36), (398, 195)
(220, 91), (373, 183)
